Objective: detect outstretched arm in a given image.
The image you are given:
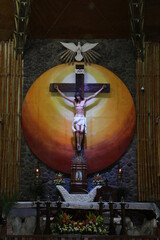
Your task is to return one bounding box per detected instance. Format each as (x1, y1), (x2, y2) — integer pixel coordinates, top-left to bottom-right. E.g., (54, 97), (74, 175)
(85, 85), (105, 102)
(55, 85), (74, 103)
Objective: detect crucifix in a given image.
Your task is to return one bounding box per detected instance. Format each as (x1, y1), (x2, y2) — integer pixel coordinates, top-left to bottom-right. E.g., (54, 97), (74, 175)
(50, 64), (110, 152)
(50, 64), (110, 193)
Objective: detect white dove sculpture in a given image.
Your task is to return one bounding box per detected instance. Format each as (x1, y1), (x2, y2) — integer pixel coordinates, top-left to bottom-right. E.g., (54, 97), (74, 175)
(60, 42), (100, 63)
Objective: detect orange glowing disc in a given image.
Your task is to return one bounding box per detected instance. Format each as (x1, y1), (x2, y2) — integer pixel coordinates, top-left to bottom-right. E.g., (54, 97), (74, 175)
(22, 63), (136, 174)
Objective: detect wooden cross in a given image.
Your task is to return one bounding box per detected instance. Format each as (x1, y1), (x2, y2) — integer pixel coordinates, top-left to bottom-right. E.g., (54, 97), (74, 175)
(49, 64), (110, 97)
(50, 64), (110, 193)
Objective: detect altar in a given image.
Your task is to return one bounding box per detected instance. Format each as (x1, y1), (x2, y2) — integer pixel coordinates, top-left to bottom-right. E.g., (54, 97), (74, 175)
(8, 201), (160, 236)
(10, 201), (160, 218)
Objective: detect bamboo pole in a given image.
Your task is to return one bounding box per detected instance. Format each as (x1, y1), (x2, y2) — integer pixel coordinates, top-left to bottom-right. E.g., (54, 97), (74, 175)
(155, 43), (158, 199)
(148, 43), (152, 200)
(1, 42), (5, 193)
(151, 43), (156, 200)
(3, 42), (8, 193)
(143, 48), (148, 201)
(10, 40), (14, 195)
(7, 41), (12, 195)
(139, 57), (144, 201)
(139, 57), (143, 201)
(143, 44), (147, 200)
(141, 55), (144, 200)
(154, 43), (158, 199)
(0, 42), (2, 110)
(10, 40), (15, 196)
(12, 44), (16, 194)
(144, 43), (148, 200)
(153, 43), (157, 199)
(137, 57), (142, 200)
(14, 54), (20, 193)
(149, 43), (154, 200)
(157, 43), (160, 199)
(145, 43), (149, 200)
(2, 42), (6, 192)
(14, 51), (22, 194)
(0, 42), (3, 193)
(152, 43), (156, 199)
(139, 56), (144, 201)
(153, 44), (158, 199)
(12, 52), (18, 193)
(154, 44), (159, 199)
(140, 58), (145, 201)
(17, 54), (23, 192)
(142, 57), (146, 201)
(16, 58), (19, 193)
(136, 57), (141, 200)
(12, 46), (16, 194)
(11, 41), (17, 195)
(152, 43), (155, 199)
(155, 43), (159, 199)
(5, 41), (10, 194)
(145, 43), (150, 201)
(7, 40), (12, 196)
(154, 44), (157, 199)
(15, 47), (20, 194)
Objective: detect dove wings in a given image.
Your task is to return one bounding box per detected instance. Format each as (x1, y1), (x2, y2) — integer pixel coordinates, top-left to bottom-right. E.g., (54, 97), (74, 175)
(60, 42), (100, 63)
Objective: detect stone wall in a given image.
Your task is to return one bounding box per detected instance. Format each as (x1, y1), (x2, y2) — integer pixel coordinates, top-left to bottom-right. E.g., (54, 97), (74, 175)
(20, 39), (137, 201)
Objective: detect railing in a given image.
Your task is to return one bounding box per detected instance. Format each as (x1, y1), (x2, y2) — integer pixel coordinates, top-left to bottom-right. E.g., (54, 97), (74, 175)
(32, 198), (127, 235)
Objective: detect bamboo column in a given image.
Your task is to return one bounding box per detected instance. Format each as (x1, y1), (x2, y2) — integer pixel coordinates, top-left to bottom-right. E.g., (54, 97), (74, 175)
(137, 42), (160, 201)
(0, 40), (23, 196)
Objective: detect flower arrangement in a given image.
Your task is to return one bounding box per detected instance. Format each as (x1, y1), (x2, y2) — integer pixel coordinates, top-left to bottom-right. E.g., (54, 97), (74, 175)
(51, 211), (108, 235)
(53, 173), (65, 185)
(93, 173), (104, 186)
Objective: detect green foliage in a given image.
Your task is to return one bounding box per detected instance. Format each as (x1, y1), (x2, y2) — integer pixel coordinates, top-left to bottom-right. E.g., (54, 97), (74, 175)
(0, 191), (19, 223)
(53, 173), (65, 185)
(93, 174), (104, 186)
(51, 211), (108, 235)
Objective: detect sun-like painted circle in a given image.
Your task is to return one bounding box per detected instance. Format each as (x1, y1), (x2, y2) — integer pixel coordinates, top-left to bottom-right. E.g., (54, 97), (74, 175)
(22, 63), (136, 174)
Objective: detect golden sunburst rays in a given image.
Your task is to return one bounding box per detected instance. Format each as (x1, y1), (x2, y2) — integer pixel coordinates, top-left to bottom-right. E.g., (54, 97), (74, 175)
(83, 49), (100, 64)
(59, 49), (76, 64)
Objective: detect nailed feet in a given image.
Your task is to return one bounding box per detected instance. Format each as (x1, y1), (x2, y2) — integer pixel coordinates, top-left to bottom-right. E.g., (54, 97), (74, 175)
(77, 144), (81, 152)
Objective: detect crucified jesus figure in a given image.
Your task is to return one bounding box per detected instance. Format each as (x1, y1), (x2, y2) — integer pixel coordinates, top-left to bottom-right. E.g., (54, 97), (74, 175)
(55, 85), (105, 152)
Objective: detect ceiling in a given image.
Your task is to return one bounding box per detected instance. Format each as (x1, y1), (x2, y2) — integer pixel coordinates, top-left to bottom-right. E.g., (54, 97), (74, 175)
(0, 0), (160, 41)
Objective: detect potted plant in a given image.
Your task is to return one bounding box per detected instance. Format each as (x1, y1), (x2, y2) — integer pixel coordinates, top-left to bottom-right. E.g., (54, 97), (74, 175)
(0, 191), (19, 236)
(53, 173), (65, 185)
(93, 173), (104, 186)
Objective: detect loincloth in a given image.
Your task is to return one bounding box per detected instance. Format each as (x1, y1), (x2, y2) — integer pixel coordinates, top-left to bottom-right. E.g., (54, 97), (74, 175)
(72, 116), (87, 134)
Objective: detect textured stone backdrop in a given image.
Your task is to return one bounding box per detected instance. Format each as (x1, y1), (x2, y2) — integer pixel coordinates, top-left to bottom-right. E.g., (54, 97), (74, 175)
(20, 39), (137, 201)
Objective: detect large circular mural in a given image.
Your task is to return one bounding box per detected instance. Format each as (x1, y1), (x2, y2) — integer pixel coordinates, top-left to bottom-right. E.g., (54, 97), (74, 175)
(22, 63), (136, 174)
